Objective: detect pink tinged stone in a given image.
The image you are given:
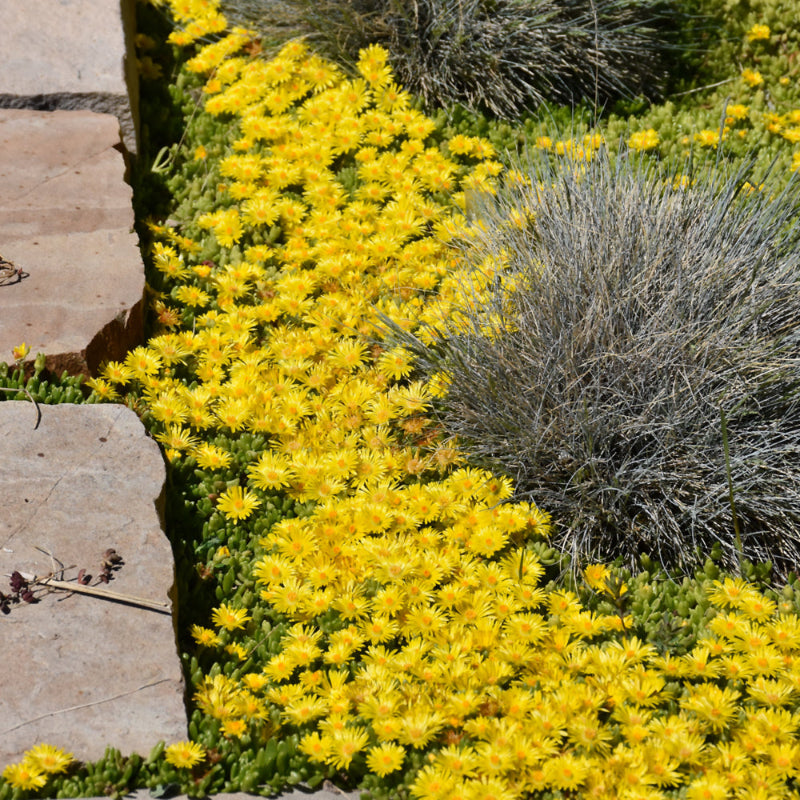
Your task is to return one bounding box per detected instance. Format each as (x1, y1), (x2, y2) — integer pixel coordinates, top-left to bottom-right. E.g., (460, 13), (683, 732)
(0, 402), (186, 768)
(0, 0), (139, 154)
(0, 109), (144, 377)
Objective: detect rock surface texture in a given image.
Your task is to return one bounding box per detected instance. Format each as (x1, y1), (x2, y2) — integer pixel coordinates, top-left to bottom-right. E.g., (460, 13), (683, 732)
(0, 402), (186, 769)
(0, 0), (139, 154)
(0, 109), (144, 377)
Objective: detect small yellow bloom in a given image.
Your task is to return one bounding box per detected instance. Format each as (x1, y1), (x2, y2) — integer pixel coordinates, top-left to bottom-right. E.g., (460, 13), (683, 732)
(628, 128), (660, 151)
(747, 23), (771, 41)
(741, 68), (764, 87)
(226, 642), (249, 660)
(694, 129), (723, 148)
(164, 741), (206, 769)
(221, 718), (248, 738)
(2, 761), (47, 790)
(211, 602), (251, 631)
(191, 624), (222, 647)
(216, 485), (261, 520)
(23, 744), (73, 774)
(11, 342), (30, 362)
(584, 563), (611, 592)
(193, 443), (232, 471)
(366, 743), (406, 776)
(725, 103), (749, 122)
(86, 377), (120, 401)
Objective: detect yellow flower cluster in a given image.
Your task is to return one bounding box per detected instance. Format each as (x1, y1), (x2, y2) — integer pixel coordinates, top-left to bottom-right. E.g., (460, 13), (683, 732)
(668, 64), (800, 163)
(2, 744), (73, 790)
(628, 128), (660, 151)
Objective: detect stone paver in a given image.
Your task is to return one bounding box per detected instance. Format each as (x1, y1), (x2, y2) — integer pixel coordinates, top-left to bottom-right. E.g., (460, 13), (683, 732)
(0, 0), (139, 154)
(0, 109), (144, 377)
(0, 402), (185, 769)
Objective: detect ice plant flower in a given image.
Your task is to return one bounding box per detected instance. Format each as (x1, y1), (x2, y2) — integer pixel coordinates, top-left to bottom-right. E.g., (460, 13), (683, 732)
(22, 744), (73, 774)
(741, 68), (764, 87)
(11, 342), (29, 362)
(211, 602), (251, 631)
(366, 743), (406, 776)
(747, 23), (770, 41)
(2, 761), (48, 790)
(165, 741), (206, 769)
(628, 128), (659, 151)
(216, 485), (261, 520)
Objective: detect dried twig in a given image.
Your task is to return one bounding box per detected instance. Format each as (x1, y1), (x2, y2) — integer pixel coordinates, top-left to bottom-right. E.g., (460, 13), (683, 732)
(17, 571), (171, 614)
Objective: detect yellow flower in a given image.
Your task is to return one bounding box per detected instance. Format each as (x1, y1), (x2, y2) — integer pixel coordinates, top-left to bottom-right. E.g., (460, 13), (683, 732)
(226, 642), (249, 660)
(686, 774), (729, 800)
(680, 682), (741, 732)
(707, 577), (755, 609)
(211, 602), (251, 631)
(221, 718), (248, 738)
(155, 425), (198, 452)
(747, 24), (771, 41)
(191, 624), (222, 647)
(86, 377), (120, 401)
(300, 731), (332, 762)
(174, 285), (211, 308)
(544, 753), (591, 790)
(584, 563), (611, 592)
(628, 129), (660, 151)
(125, 346), (162, 379)
(2, 761), (47, 790)
(357, 45), (392, 88)
(725, 103), (749, 122)
(366, 743), (405, 776)
(216, 485), (261, 520)
(326, 726), (370, 769)
(100, 360), (134, 384)
(282, 695), (329, 725)
(242, 672), (268, 692)
(694, 129), (723, 148)
(193, 443), (232, 470)
(11, 342), (30, 362)
(164, 741), (206, 769)
(741, 68), (764, 87)
(411, 764), (457, 800)
(23, 744), (73, 774)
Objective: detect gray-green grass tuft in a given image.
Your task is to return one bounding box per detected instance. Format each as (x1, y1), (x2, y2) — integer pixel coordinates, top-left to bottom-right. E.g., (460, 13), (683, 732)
(221, 0), (683, 118)
(400, 146), (800, 578)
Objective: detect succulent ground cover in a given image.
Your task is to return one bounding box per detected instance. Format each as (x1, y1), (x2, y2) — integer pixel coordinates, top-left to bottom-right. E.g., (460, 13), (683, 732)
(3, 0), (800, 798)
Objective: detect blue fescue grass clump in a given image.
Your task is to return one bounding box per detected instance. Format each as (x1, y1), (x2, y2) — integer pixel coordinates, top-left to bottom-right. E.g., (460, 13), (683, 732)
(403, 145), (800, 578)
(221, 0), (690, 118)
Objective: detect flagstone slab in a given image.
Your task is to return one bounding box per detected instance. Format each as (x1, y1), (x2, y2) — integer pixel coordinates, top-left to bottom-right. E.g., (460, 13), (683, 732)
(0, 109), (144, 377)
(0, 402), (185, 770)
(0, 0), (139, 154)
